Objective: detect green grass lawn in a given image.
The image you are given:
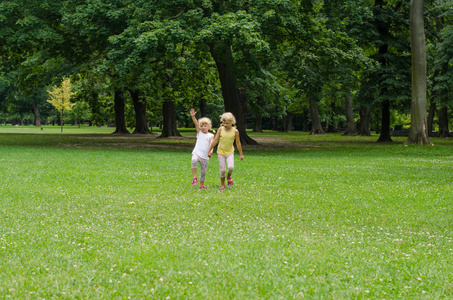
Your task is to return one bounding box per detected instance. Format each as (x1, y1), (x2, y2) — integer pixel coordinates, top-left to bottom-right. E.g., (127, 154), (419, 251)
(0, 125), (452, 298)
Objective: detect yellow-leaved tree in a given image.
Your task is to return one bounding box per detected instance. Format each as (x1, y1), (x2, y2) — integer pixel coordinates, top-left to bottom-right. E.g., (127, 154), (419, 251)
(47, 77), (76, 133)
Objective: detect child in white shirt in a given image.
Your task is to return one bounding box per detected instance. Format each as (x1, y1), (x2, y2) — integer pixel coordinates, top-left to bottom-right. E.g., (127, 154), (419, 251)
(190, 108), (214, 189)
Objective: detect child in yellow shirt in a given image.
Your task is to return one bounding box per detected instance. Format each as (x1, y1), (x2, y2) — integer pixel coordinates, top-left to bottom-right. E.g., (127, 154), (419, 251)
(208, 112), (244, 190)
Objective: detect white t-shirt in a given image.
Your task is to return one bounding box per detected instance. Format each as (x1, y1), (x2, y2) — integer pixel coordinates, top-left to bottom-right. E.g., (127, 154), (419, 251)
(192, 131), (214, 160)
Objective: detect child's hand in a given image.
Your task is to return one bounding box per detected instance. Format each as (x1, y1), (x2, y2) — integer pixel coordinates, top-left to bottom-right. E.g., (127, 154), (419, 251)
(190, 108), (196, 116)
(240, 154), (244, 161)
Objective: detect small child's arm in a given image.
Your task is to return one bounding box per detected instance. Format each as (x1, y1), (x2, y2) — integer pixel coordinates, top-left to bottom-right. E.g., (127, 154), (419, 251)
(235, 129), (244, 161)
(190, 108), (199, 133)
(208, 136), (215, 157)
(208, 128), (221, 157)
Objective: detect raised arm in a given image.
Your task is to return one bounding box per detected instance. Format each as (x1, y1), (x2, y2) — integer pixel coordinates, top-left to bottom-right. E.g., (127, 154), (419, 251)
(190, 108), (199, 133)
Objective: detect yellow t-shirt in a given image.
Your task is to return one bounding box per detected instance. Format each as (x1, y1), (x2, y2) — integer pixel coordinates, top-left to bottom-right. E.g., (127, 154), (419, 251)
(217, 127), (236, 155)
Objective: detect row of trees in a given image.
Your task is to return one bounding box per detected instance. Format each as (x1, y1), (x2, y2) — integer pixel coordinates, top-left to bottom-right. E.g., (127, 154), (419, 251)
(0, 0), (452, 144)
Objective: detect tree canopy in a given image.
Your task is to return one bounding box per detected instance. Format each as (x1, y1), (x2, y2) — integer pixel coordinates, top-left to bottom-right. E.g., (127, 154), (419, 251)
(1, 0), (452, 143)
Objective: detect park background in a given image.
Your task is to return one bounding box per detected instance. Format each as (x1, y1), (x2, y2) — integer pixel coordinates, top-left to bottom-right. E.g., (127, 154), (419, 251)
(0, 0), (452, 143)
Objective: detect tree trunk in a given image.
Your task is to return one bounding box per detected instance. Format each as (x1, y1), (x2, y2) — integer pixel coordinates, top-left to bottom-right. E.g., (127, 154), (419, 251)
(159, 100), (181, 138)
(343, 93), (356, 136)
(238, 87), (249, 130)
(210, 42), (257, 145)
(438, 104), (450, 138)
(60, 112), (64, 133)
(88, 90), (103, 126)
(302, 110), (309, 131)
(427, 99), (436, 137)
(130, 89), (152, 134)
(428, 61), (441, 136)
(433, 17), (447, 138)
(287, 112), (294, 132)
(252, 95), (264, 132)
(406, 0), (432, 145)
(253, 116), (263, 133)
(281, 115), (288, 132)
(357, 106), (371, 136)
(33, 101), (41, 127)
(325, 101), (336, 133)
(272, 117), (278, 131)
(199, 97), (207, 118)
(309, 98), (325, 135)
(112, 89), (130, 134)
(374, 0), (393, 142)
(377, 100), (393, 142)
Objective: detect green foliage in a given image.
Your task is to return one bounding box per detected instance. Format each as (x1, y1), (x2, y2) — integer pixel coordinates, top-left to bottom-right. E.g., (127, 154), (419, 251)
(431, 0), (453, 105)
(0, 0), (452, 137)
(0, 72), (11, 96)
(47, 78), (75, 113)
(47, 77), (76, 131)
(367, 1), (412, 106)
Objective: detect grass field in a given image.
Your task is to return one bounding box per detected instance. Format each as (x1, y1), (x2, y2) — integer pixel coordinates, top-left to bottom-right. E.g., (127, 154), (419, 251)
(0, 125), (452, 299)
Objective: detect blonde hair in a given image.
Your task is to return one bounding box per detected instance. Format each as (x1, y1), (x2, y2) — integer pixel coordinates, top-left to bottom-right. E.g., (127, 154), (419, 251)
(220, 112), (236, 125)
(198, 117), (212, 129)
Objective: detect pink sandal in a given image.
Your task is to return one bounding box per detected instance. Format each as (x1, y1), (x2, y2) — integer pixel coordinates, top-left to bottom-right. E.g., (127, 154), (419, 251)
(220, 185), (225, 190)
(199, 185), (208, 190)
(192, 177), (198, 185)
(227, 178), (233, 187)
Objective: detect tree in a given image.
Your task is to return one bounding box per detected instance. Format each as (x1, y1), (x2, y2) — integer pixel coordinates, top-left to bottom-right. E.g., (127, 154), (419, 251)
(0, 0), (81, 129)
(129, 89), (152, 134)
(104, 1), (306, 144)
(406, 0), (433, 145)
(47, 77), (76, 132)
(368, 0), (412, 142)
(338, 0), (412, 140)
(112, 89), (129, 134)
(430, 0), (453, 138)
(61, 1), (131, 134)
(2, 0), (451, 143)
(322, 0), (371, 136)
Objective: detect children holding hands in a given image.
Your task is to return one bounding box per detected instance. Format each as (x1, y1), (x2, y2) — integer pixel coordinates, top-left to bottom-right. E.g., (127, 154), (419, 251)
(190, 109), (244, 190)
